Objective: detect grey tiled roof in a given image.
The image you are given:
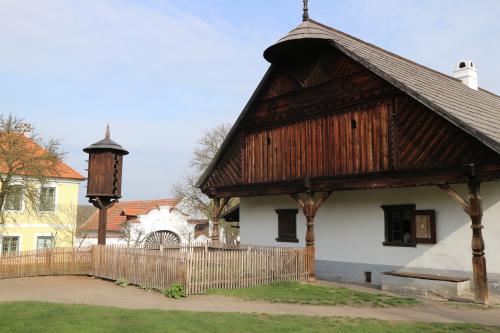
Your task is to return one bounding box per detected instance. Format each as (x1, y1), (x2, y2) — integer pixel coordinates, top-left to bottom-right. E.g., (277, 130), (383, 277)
(266, 19), (500, 154)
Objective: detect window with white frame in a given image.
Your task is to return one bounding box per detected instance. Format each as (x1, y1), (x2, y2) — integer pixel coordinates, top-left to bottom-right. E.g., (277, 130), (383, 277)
(4, 185), (23, 211)
(2, 236), (19, 253)
(39, 187), (56, 212)
(36, 236), (54, 250)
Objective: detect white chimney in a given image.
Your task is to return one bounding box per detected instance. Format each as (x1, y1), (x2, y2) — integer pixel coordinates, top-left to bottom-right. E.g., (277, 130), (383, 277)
(453, 60), (478, 90)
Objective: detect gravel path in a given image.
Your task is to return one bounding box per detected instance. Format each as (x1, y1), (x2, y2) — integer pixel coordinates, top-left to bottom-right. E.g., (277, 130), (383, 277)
(1, 276), (499, 326)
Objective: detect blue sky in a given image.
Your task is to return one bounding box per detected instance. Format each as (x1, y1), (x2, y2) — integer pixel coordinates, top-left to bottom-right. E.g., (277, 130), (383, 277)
(1, 0), (499, 203)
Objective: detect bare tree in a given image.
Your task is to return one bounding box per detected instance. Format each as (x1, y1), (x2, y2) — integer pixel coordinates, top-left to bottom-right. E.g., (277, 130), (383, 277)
(191, 123), (232, 174)
(173, 123), (239, 243)
(120, 220), (148, 248)
(0, 114), (64, 227)
(44, 203), (85, 248)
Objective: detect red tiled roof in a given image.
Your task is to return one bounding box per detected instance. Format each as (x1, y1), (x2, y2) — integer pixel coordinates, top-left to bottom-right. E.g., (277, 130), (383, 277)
(79, 199), (180, 232)
(0, 133), (84, 180)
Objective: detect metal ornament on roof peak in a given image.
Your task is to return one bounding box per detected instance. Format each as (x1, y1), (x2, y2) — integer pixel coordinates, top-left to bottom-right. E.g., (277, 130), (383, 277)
(105, 124), (111, 140)
(303, 0), (309, 21)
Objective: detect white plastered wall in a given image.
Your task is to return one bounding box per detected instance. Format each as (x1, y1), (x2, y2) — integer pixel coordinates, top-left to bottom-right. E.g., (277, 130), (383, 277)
(240, 181), (500, 274)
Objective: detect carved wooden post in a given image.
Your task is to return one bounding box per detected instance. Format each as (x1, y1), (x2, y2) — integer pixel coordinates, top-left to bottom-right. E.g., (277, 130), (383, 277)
(212, 197), (221, 245)
(438, 171), (489, 304)
(468, 180), (489, 304)
(211, 197), (229, 245)
(291, 191), (331, 281)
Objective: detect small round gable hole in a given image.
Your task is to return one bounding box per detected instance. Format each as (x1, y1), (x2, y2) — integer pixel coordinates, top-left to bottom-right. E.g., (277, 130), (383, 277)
(459, 62), (466, 68)
(351, 119), (357, 129)
(470, 62), (474, 68)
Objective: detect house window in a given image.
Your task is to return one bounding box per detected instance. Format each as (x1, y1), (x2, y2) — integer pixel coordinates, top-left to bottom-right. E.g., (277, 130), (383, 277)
(382, 205), (415, 246)
(37, 236), (54, 250)
(39, 187), (56, 212)
(275, 209), (299, 243)
(382, 205), (436, 246)
(2, 236), (19, 253)
(4, 185), (23, 211)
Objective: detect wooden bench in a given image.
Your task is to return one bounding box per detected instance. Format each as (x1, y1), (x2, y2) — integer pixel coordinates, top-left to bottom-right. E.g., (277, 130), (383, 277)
(382, 271), (470, 297)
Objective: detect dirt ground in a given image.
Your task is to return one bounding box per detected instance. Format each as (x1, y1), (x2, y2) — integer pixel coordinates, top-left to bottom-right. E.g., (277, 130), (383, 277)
(1, 276), (500, 326)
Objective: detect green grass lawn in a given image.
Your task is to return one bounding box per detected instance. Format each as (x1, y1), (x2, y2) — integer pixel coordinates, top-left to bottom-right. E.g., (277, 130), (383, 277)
(0, 301), (498, 333)
(204, 282), (419, 307)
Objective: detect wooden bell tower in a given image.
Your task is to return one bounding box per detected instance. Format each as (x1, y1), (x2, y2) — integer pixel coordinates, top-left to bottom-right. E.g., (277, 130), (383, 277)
(83, 125), (129, 245)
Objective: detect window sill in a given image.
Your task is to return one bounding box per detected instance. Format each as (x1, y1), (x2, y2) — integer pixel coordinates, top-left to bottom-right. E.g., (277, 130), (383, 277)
(382, 242), (416, 248)
(276, 238), (299, 243)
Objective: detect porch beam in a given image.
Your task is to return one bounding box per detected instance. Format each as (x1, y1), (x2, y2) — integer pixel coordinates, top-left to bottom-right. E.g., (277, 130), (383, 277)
(437, 179), (489, 304)
(204, 163), (500, 198)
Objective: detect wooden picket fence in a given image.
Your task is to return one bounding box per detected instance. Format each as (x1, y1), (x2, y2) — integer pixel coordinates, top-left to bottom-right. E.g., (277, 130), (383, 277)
(0, 244), (312, 294)
(0, 247), (92, 279)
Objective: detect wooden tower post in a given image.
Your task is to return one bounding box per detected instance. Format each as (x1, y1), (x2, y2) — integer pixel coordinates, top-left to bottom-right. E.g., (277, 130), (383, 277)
(83, 126), (128, 245)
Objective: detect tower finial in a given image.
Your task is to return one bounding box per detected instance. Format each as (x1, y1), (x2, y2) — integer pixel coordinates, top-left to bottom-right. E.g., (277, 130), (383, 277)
(302, 0), (309, 21)
(105, 124), (110, 140)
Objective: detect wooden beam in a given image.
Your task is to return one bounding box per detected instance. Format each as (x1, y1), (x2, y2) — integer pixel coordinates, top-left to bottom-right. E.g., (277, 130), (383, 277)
(204, 163), (500, 198)
(314, 192), (332, 212)
(437, 184), (470, 214)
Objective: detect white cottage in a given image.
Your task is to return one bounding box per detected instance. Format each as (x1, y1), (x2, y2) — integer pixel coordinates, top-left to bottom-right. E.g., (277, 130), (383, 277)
(197, 12), (500, 304)
(79, 199), (210, 247)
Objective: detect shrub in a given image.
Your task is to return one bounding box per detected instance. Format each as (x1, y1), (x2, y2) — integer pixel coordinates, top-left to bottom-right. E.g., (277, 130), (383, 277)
(115, 278), (129, 287)
(164, 283), (185, 299)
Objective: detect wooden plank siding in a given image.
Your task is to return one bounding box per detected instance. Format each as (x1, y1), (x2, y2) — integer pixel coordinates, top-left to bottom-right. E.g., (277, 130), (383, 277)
(395, 96), (499, 171)
(201, 49), (500, 195)
(243, 102), (391, 183)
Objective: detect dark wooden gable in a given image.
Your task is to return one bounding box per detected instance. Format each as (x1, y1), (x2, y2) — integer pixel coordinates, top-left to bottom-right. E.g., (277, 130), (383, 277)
(201, 47), (500, 196)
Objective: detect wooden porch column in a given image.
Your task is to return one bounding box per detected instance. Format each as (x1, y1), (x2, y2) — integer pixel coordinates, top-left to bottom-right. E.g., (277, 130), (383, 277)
(211, 197), (229, 245)
(438, 176), (489, 304)
(291, 191), (332, 281)
(468, 180), (489, 304)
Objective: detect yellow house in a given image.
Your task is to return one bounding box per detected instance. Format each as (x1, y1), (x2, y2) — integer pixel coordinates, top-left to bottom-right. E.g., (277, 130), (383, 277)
(1, 150), (84, 253)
